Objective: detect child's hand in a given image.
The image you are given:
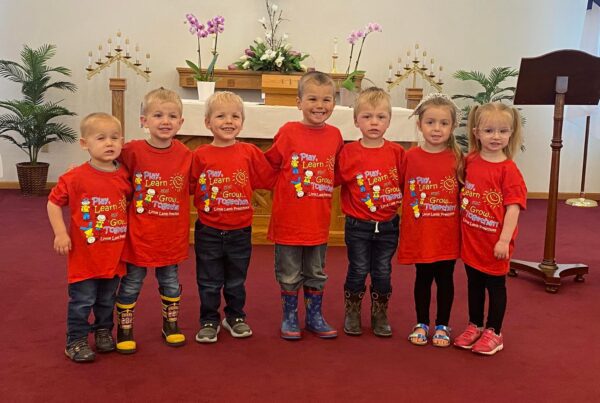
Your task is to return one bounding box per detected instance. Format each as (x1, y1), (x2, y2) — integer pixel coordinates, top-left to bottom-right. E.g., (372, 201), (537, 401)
(493, 240), (509, 260)
(53, 233), (72, 256)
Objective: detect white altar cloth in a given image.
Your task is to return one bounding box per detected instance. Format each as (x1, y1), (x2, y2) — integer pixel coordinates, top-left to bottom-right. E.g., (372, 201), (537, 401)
(180, 100), (418, 142)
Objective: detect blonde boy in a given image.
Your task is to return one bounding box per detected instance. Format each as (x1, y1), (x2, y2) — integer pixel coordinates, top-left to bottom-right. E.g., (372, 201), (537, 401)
(265, 71), (344, 339)
(115, 88), (192, 353)
(48, 113), (131, 362)
(190, 91), (274, 343)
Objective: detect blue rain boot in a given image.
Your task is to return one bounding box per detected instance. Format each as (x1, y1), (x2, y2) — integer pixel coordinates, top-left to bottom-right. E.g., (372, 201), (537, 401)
(280, 290), (301, 340)
(304, 287), (338, 338)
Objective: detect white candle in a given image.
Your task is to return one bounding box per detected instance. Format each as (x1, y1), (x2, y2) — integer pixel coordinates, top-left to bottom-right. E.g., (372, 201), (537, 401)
(97, 45), (102, 61)
(126, 39), (130, 54)
(88, 51), (92, 66)
(107, 38), (112, 55)
(117, 31), (122, 47)
(397, 57), (401, 72)
(388, 64), (393, 80)
(333, 38), (338, 55)
(145, 53), (150, 70)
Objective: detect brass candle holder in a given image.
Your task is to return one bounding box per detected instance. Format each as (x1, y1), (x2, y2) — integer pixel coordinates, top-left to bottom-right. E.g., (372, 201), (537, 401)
(331, 37), (339, 74)
(85, 31), (151, 135)
(386, 43), (444, 108)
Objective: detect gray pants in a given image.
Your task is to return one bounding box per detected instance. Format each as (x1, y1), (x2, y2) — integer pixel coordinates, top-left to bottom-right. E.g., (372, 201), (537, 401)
(274, 244), (328, 291)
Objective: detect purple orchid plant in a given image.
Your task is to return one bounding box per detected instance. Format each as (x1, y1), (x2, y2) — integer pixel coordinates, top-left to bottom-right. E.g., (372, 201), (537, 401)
(185, 13), (225, 82)
(343, 22), (382, 91)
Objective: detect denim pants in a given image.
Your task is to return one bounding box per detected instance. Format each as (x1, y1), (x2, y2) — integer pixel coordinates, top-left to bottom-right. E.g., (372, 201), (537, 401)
(67, 276), (120, 344)
(194, 221), (252, 325)
(116, 263), (181, 305)
(274, 243), (328, 292)
(344, 215), (399, 294)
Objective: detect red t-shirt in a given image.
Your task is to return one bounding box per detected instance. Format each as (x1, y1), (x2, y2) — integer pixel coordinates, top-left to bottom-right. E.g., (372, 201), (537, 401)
(265, 121), (344, 245)
(48, 162), (131, 283)
(190, 142), (275, 230)
(460, 153), (527, 275)
(397, 147), (460, 264)
(337, 139), (404, 222)
(119, 140), (192, 267)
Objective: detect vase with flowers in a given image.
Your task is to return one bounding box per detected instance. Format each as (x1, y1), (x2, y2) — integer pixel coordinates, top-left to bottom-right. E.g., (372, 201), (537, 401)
(184, 13), (225, 100)
(341, 22), (382, 93)
(233, 1), (308, 73)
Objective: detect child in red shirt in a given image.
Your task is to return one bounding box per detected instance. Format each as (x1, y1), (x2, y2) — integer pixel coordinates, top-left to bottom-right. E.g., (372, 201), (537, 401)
(265, 71), (343, 340)
(190, 92), (275, 343)
(115, 88), (192, 353)
(398, 93), (463, 348)
(453, 102), (527, 356)
(336, 88), (404, 337)
(48, 113), (131, 362)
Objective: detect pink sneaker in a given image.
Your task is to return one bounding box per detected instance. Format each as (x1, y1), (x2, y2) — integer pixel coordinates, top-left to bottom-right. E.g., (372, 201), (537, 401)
(453, 323), (483, 349)
(471, 328), (504, 355)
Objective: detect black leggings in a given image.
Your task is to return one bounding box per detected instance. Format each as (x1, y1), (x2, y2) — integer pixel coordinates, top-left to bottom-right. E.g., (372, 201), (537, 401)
(465, 264), (507, 333)
(414, 260), (455, 326)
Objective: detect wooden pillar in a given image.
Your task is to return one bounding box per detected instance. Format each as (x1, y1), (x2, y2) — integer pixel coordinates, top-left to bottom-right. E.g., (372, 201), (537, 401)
(405, 88), (423, 109)
(109, 78), (127, 135)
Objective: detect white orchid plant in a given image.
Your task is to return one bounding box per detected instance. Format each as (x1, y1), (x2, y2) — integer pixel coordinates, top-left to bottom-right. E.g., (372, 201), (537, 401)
(233, 0), (308, 73)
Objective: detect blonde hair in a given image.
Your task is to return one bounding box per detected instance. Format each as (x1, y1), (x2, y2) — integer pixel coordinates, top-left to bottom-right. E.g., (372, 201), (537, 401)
(141, 87), (183, 115)
(412, 93), (464, 183)
(467, 103), (523, 160)
(204, 91), (245, 121)
(297, 71), (335, 98)
(80, 112), (122, 138)
(353, 87), (391, 120)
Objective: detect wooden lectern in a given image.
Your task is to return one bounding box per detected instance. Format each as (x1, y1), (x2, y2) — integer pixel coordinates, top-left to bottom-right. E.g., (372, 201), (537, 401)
(510, 50), (600, 293)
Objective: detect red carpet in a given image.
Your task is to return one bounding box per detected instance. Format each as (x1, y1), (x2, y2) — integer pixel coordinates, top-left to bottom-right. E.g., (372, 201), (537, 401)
(1, 189), (599, 402)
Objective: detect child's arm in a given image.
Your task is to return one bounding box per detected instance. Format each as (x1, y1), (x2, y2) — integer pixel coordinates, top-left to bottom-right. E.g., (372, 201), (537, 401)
(493, 204), (520, 260)
(47, 201), (71, 256)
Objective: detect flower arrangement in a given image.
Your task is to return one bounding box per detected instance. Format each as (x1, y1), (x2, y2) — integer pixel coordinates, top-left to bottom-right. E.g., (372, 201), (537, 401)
(342, 22), (382, 91)
(184, 13), (225, 82)
(233, 1), (308, 73)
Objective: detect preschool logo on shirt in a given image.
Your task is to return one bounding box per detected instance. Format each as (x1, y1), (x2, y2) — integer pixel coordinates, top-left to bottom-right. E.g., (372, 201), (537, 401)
(79, 195), (127, 244)
(460, 180), (500, 232)
(198, 169), (250, 213)
(289, 152), (334, 198)
(356, 169), (402, 213)
(133, 170), (184, 217)
(407, 175), (458, 219)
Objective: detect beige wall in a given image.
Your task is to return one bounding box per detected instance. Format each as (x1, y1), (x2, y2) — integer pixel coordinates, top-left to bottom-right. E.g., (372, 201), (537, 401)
(0, 0), (597, 193)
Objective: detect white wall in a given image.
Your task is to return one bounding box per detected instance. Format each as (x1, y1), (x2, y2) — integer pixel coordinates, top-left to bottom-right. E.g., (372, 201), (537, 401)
(0, 0), (597, 193)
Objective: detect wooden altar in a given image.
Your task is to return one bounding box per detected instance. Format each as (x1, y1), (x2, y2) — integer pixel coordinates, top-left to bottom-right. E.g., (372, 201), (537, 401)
(178, 101), (417, 246)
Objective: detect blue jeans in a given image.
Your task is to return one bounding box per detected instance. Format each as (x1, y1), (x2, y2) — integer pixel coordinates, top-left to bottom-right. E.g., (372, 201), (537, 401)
(116, 263), (180, 305)
(194, 221), (252, 325)
(274, 243), (328, 291)
(344, 215), (399, 294)
(67, 276), (120, 344)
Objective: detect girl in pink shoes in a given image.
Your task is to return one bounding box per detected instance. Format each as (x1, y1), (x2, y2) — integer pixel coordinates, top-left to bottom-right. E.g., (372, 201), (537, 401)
(453, 103), (526, 356)
(398, 93), (462, 348)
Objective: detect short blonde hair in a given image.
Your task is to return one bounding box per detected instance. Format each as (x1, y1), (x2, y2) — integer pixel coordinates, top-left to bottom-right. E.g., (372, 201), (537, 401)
(80, 112), (122, 138)
(204, 91), (245, 121)
(467, 102), (523, 160)
(353, 87), (391, 120)
(297, 71), (335, 98)
(141, 87), (183, 115)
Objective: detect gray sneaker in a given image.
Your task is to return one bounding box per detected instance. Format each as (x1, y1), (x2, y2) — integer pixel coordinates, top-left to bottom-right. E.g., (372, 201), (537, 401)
(95, 328), (116, 353)
(222, 317), (253, 338)
(65, 338), (96, 363)
(195, 322), (220, 343)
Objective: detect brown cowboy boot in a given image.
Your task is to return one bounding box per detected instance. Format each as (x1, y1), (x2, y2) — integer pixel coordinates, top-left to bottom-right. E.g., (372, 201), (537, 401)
(371, 287), (392, 337)
(344, 288), (365, 336)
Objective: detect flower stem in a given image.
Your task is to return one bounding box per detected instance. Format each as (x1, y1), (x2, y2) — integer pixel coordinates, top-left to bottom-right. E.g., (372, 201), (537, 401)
(197, 36), (203, 79)
(354, 35), (367, 72)
(346, 44), (354, 74)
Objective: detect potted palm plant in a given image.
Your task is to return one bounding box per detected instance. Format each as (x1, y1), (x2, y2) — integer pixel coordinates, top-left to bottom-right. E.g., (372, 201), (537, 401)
(0, 44), (77, 195)
(451, 67), (520, 151)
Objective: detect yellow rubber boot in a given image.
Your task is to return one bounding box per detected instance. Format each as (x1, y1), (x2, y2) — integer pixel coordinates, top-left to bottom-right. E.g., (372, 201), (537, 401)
(161, 295), (186, 347)
(116, 302), (136, 354)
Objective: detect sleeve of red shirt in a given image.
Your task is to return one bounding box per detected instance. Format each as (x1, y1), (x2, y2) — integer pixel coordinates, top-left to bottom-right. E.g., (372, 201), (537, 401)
(189, 150), (201, 195)
(249, 144), (277, 190)
(396, 145), (407, 190)
(48, 174), (70, 207)
(503, 163), (527, 210)
(334, 144), (348, 187)
(264, 129), (284, 170)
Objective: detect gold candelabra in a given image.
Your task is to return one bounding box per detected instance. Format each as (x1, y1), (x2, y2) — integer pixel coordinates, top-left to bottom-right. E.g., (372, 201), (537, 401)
(331, 37), (339, 74)
(386, 43), (444, 108)
(85, 31), (151, 135)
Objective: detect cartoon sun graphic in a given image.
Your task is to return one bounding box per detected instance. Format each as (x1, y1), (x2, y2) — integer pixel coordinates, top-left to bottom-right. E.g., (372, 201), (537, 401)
(170, 173), (185, 192)
(389, 166), (399, 181)
(325, 155), (335, 171)
(440, 176), (457, 192)
(233, 169), (248, 186)
(483, 189), (503, 208)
